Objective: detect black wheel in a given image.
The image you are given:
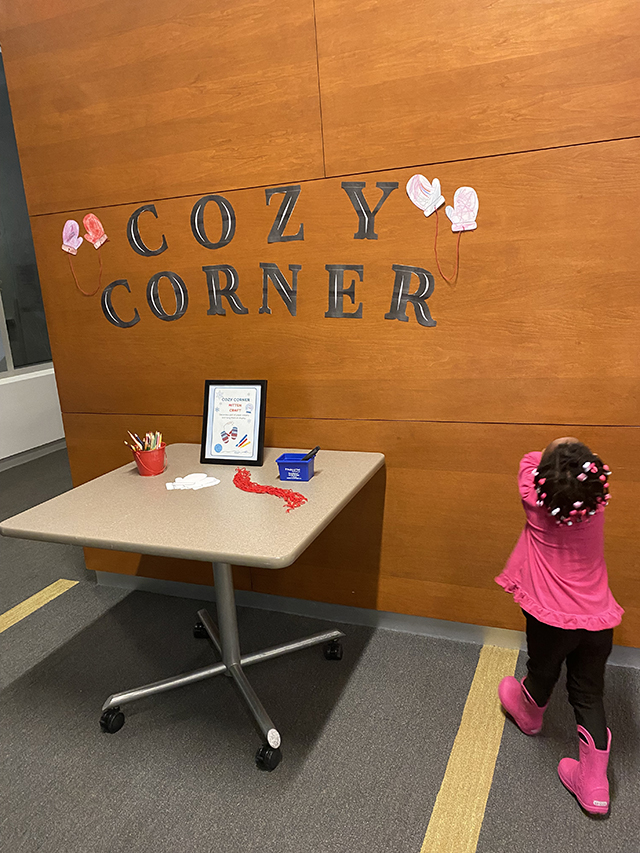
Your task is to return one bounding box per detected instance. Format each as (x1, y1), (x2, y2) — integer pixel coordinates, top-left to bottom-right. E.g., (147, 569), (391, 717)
(100, 707), (125, 734)
(324, 639), (343, 660)
(193, 621), (208, 639)
(255, 744), (282, 772)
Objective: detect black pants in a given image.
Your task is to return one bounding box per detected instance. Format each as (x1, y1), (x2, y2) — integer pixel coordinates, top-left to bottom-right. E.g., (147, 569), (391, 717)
(522, 610), (613, 750)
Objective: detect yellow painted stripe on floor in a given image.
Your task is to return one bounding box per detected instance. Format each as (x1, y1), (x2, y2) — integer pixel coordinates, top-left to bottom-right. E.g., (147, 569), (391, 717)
(0, 579), (79, 634)
(420, 644), (519, 853)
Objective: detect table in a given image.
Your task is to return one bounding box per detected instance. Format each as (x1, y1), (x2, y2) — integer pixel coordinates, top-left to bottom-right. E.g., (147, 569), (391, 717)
(0, 444), (385, 770)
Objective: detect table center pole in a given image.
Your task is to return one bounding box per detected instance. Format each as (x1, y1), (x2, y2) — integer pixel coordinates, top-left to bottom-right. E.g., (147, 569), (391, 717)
(212, 561), (242, 667)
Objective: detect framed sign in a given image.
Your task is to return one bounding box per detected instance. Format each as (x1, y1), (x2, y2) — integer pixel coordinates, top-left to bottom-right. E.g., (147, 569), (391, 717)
(200, 380), (267, 466)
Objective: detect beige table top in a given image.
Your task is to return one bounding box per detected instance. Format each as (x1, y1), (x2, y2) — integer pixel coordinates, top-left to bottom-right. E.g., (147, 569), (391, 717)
(0, 444), (385, 569)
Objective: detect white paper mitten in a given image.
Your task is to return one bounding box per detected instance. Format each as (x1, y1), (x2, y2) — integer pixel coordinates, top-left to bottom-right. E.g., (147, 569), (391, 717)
(406, 175), (445, 218)
(445, 187), (478, 232)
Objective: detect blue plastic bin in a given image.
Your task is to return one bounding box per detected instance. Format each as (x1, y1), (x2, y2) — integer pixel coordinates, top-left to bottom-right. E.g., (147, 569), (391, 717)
(276, 453), (315, 482)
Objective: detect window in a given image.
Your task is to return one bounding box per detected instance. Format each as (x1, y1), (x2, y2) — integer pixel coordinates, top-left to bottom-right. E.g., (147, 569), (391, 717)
(0, 48), (52, 375)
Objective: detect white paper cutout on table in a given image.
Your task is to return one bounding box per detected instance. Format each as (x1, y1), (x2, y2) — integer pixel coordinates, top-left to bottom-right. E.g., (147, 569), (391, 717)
(445, 187), (479, 232)
(166, 473), (221, 491)
(406, 175), (445, 218)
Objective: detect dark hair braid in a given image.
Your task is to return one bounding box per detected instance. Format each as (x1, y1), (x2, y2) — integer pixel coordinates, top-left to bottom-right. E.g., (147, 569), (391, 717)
(533, 441), (611, 526)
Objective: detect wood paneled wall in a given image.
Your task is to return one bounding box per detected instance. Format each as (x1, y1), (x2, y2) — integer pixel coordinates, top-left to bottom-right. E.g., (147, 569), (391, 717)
(2, 0), (639, 644)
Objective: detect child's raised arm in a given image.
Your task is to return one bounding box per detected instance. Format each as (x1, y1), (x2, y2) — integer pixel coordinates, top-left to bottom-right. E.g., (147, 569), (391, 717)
(518, 451), (543, 506)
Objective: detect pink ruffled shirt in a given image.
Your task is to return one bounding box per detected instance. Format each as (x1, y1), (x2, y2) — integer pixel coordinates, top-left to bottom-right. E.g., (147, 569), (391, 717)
(495, 451), (623, 631)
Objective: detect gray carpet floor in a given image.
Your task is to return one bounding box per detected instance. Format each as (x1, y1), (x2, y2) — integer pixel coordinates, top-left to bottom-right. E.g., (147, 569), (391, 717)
(1, 449), (639, 853)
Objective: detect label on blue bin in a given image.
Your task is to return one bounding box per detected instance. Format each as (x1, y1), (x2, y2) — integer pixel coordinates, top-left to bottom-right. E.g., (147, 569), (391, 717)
(283, 467), (302, 480)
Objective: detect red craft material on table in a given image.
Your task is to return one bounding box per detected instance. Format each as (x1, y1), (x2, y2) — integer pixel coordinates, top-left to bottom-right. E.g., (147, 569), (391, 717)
(233, 468), (308, 512)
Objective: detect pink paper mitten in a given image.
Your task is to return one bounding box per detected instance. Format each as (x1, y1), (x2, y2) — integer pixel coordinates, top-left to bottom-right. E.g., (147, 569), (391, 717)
(406, 174), (445, 218)
(445, 187), (479, 232)
(62, 220), (83, 255)
(83, 213), (108, 249)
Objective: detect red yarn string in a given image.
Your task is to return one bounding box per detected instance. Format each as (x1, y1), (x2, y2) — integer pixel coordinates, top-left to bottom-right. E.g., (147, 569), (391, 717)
(233, 468), (308, 512)
(434, 209), (462, 284)
(69, 255), (100, 297)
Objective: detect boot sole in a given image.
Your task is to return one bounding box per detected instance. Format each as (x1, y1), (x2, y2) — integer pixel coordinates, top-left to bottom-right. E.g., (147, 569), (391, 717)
(558, 776), (610, 819)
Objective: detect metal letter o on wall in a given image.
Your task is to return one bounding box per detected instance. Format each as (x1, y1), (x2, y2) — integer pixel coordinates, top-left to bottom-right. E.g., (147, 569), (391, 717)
(190, 195), (236, 250)
(146, 271), (189, 321)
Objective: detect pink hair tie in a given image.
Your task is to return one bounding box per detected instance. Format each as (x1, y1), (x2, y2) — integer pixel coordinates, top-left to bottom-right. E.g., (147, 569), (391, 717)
(577, 472), (587, 481)
(599, 474), (606, 481)
(538, 477), (546, 485)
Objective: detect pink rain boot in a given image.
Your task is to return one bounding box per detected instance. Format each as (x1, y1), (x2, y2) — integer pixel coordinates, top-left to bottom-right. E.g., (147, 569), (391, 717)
(558, 725), (611, 816)
(498, 676), (547, 735)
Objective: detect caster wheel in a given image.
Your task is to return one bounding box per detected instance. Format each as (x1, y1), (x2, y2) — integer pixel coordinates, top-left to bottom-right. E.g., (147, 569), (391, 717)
(324, 639), (343, 660)
(193, 621), (208, 639)
(100, 707), (125, 734)
(255, 744), (282, 772)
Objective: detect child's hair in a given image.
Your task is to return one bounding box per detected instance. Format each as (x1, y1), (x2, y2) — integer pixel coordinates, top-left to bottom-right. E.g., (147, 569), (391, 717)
(533, 441), (611, 526)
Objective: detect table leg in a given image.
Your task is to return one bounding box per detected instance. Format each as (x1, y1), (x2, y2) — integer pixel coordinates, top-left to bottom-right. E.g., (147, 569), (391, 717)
(195, 608), (223, 658)
(101, 627), (343, 713)
(102, 627), (343, 711)
(100, 560), (345, 769)
(213, 561), (281, 748)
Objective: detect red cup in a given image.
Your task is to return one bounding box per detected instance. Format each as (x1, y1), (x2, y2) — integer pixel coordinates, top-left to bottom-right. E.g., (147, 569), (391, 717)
(132, 443), (166, 476)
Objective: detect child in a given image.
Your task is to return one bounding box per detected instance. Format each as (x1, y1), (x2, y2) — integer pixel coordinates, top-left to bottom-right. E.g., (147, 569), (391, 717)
(495, 437), (623, 816)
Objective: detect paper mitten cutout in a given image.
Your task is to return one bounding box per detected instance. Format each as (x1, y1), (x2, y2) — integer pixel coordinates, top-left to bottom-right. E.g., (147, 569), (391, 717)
(83, 213), (108, 249)
(406, 175), (445, 218)
(62, 220), (83, 255)
(445, 187), (478, 232)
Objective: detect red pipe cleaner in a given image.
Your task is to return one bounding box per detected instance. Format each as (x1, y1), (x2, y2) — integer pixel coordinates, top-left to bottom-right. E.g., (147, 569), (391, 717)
(233, 468), (308, 512)
(434, 208), (462, 284)
(68, 255), (100, 297)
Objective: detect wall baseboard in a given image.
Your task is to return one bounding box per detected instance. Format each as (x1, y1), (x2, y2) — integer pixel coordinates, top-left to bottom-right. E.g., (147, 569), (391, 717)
(95, 571), (640, 669)
(0, 438), (67, 472)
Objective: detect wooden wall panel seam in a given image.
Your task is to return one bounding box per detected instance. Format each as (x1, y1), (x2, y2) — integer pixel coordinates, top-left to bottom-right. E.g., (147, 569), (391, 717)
(311, 0), (327, 179)
(57, 411), (640, 429)
(321, 135), (640, 182)
(27, 135), (640, 220)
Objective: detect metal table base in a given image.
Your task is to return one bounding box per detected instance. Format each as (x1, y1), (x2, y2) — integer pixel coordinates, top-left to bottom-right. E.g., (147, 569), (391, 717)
(101, 562), (344, 763)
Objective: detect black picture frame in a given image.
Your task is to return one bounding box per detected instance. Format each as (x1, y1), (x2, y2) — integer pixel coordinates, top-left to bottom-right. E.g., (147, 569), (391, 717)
(200, 380), (267, 466)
